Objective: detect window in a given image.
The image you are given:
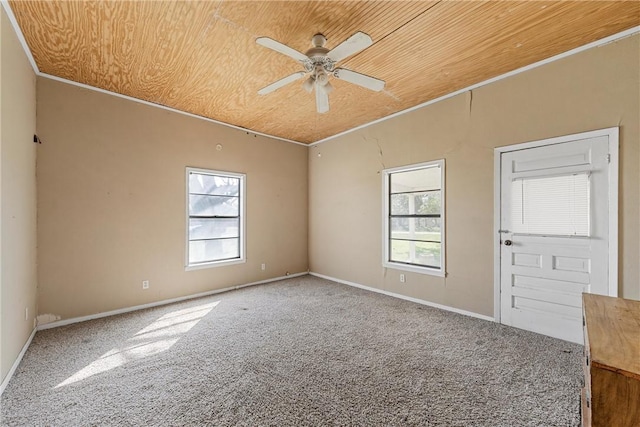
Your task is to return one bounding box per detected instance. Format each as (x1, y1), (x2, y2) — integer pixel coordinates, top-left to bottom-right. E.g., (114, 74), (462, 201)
(383, 160), (445, 276)
(511, 173), (590, 236)
(186, 168), (245, 269)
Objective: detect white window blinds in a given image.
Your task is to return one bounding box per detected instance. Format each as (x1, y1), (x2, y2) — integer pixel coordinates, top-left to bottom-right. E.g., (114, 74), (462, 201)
(511, 173), (590, 236)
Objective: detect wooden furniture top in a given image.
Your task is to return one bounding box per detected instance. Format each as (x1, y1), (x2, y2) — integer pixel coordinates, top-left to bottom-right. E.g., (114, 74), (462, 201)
(583, 293), (640, 380)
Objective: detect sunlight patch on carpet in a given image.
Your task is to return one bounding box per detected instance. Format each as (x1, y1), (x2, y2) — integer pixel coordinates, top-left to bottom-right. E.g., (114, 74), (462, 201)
(55, 301), (220, 388)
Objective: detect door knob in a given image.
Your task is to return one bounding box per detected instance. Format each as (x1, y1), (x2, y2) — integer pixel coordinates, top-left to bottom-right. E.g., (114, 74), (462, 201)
(504, 240), (513, 246)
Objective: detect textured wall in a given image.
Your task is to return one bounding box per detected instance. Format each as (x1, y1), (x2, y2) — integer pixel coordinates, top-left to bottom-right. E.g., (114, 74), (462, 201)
(0, 8), (38, 383)
(309, 35), (640, 317)
(36, 78), (308, 321)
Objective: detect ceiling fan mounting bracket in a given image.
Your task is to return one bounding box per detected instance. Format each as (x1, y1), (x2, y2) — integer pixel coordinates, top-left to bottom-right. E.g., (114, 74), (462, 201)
(311, 33), (327, 48)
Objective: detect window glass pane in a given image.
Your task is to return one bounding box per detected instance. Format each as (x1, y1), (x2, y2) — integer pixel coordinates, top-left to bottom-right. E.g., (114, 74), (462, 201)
(391, 218), (441, 242)
(189, 195), (238, 217)
(189, 173), (239, 196)
(390, 240), (441, 268)
(189, 218), (239, 240)
(391, 194), (409, 215)
(390, 191), (441, 215)
(414, 191), (441, 215)
(189, 238), (239, 264)
(390, 166), (440, 193)
(511, 173), (590, 236)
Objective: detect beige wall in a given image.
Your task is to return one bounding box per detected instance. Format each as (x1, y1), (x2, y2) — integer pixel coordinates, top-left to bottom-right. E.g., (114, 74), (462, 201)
(0, 8), (38, 383)
(309, 35), (640, 317)
(36, 78), (308, 321)
(7, 16), (639, 347)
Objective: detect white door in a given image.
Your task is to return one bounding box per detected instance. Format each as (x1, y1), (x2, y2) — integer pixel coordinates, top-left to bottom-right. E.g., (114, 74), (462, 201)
(499, 130), (617, 344)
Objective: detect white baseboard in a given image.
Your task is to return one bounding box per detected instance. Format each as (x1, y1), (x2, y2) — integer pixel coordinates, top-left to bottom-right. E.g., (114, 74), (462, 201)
(0, 327), (37, 396)
(2, 271), (488, 395)
(1, 273), (305, 395)
(309, 272), (494, 322)
(38, 272), (308, 331)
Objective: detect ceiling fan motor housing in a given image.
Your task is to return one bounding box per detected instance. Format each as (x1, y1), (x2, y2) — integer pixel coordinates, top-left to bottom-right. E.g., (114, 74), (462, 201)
(300, 33), (335, 73)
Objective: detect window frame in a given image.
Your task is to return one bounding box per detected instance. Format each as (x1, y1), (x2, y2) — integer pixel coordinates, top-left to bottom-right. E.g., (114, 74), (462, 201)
(382, 160), (446, 277)
(185, 167), (246, 271)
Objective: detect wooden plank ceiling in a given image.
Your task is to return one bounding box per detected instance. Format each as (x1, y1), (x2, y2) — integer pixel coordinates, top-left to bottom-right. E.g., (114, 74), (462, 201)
(9, 1), (640, 144)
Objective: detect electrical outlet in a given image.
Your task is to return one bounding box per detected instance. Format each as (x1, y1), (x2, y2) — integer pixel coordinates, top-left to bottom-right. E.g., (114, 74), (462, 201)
(400, 274), (406, 283)
(261, 263), (266, 271)
(25, 307), (29, 321)
(142, 280), (149, 290)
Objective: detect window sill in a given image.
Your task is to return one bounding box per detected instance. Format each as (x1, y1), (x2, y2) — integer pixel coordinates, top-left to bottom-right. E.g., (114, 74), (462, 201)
(383, 261), (446, 277)
(186, 258), (246, 271)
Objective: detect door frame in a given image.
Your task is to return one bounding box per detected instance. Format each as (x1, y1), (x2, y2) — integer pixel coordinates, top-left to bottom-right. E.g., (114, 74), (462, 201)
(493, 127), (619, 322)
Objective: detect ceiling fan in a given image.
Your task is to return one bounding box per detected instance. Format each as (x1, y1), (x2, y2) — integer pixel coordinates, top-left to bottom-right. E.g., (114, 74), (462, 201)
(256, 32), (385, 113)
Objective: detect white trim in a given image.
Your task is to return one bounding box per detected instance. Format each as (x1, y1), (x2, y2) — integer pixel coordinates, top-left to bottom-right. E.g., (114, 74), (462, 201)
(310, 26), (640, 147)
(39, 73), (308, 147)
(310, 272), (494, 322)
(493, 127), (620, 322)
(493, 128), (621, 154)
(493, 152), (502, 322)
(185, 167), (246, 270)
(0, 0), (39, 73)
(37, 272), (307, 331)
(383, 263), (445, 277)
(185, 258), (246, 271)
(607, 128), (619, 297)
(0, 327), (37, 396)
(1, 0), (304, 146)
(0, 0), (305, 146)
(382, 160), (445, 277)
(1, 0), (636, 147)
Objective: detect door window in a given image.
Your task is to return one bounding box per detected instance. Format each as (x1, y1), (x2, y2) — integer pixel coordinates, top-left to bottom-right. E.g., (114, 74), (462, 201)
(510, 172), (590, 236)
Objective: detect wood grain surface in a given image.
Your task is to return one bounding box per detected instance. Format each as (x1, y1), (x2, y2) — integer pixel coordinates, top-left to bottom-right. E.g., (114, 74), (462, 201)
(9, 0), (640, 143)
(583, 294), (640, 379)
(583, 294), (640, 427)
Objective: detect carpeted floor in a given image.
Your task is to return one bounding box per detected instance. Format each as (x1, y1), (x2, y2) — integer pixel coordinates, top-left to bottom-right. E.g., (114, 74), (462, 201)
(1, 275), (583, 426)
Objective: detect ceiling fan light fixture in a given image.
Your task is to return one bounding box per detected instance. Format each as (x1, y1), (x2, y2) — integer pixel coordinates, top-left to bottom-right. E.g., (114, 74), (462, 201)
(315, 70), (329, 86)
(322, 81), (334, 94)
(302, 77), (315, 93)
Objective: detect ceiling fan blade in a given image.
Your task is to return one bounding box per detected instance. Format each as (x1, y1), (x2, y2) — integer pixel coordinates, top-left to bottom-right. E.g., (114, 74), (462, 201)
(327, 31), (373, 62)
(258, 72), (306, 95)
(333, 68), (385, 92)
(256, 37), (309, 62)
(315, 83), (329, 114)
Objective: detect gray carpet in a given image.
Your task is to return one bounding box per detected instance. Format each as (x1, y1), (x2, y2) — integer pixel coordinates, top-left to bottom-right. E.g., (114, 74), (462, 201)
(1, 275), (583, 426)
